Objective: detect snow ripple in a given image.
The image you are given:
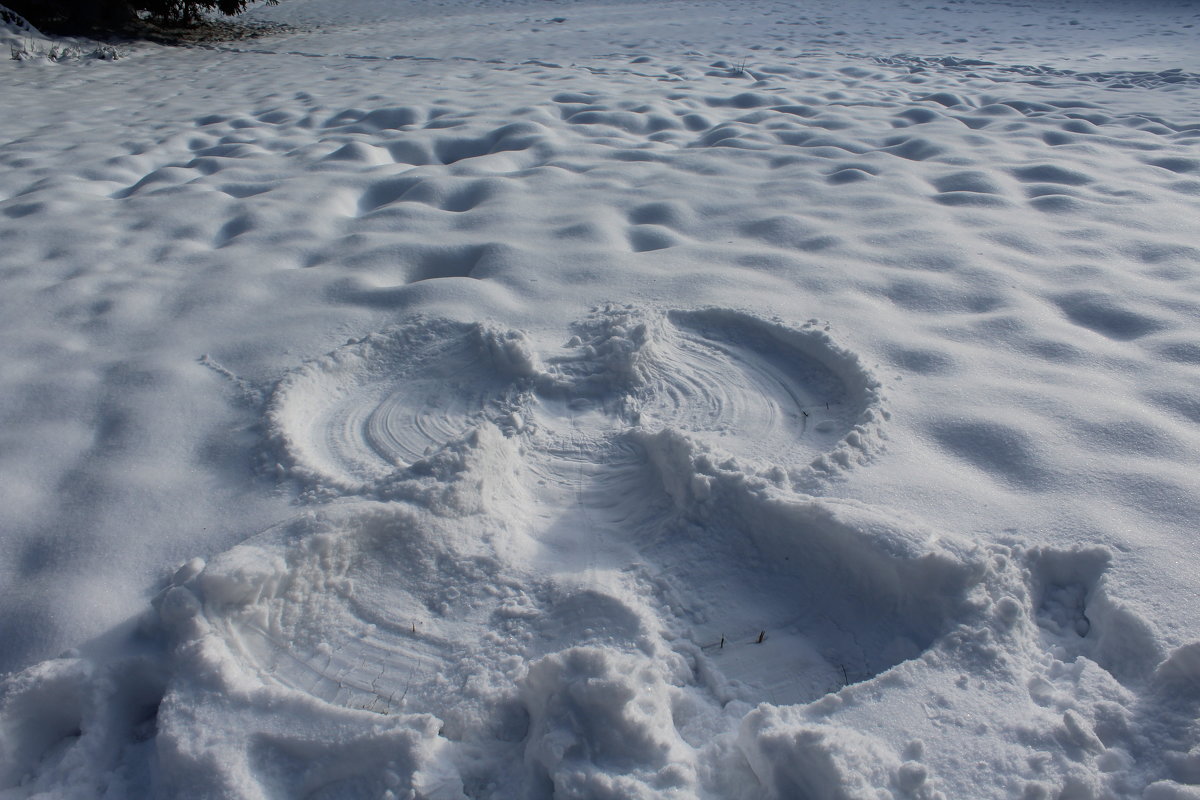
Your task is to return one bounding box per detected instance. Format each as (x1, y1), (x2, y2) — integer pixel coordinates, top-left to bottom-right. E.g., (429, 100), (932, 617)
(636, 309), (873, 467)
(266, 320), (521, 492)
(267, 307), (885, 497)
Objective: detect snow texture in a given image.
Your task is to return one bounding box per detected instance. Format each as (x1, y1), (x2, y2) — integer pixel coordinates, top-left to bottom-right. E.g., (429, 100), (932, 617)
(2, 0), (1200, 797)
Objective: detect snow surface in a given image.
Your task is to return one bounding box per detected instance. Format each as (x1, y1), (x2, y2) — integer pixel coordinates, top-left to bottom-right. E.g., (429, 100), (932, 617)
(2, 0), (1200, 797)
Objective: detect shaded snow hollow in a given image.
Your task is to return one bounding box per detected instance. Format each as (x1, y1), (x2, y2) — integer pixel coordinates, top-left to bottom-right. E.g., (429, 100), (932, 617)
(2, 0), (1200, 798)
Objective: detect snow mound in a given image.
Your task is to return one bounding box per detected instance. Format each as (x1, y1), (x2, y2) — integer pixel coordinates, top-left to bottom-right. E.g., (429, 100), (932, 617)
(0, 4), (46, 55)
(0, 5), (32, 32)
(0, 5), (121, 61)
(738, 707), (934, 800)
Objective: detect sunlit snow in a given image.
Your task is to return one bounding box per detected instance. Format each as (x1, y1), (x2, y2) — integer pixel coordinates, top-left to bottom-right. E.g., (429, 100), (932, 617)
(2, 0), (1199, 797)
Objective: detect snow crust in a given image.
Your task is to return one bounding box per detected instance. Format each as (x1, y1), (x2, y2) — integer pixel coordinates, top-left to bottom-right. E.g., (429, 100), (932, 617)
(2, 0), (1200, 797)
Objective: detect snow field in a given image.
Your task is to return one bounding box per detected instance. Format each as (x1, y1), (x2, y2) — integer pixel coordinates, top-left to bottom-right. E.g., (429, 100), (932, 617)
(2, 0), (1200, 797)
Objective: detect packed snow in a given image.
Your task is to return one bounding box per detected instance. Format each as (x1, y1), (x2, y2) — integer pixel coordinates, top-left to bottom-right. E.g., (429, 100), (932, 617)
(1, 0), (1199, 797)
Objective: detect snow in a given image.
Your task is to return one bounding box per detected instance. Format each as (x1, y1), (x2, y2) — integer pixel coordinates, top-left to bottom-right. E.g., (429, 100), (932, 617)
(1, 0), (1199, 796)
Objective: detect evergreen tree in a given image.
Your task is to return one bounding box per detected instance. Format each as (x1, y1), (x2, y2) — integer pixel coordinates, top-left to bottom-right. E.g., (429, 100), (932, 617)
(4, 0), (275, 32)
